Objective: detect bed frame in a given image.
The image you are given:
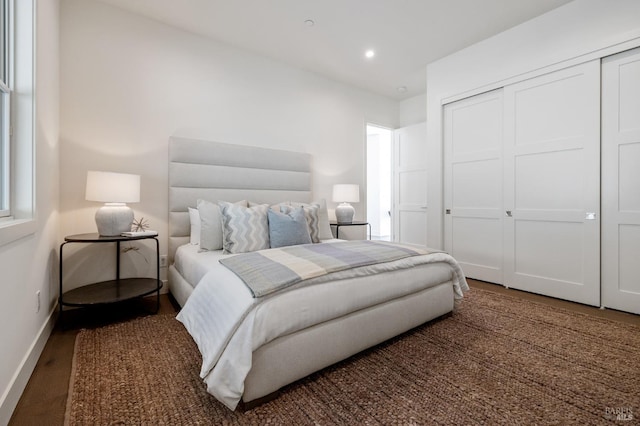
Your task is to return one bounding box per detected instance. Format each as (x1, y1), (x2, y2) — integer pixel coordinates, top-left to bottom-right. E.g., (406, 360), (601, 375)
(168, 136), (455, 406)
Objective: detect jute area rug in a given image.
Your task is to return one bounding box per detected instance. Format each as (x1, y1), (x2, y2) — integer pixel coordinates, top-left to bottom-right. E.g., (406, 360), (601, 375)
(65, 288), (640, 425)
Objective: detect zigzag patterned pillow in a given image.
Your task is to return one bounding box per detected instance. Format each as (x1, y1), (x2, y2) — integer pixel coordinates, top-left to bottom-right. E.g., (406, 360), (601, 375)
(219, 201), (270, 254)
(197, 199), (248, 251)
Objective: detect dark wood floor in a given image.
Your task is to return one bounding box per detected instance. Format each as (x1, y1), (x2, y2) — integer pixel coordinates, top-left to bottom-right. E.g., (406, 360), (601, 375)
(8, 280), (640, 425)
(8, 295), (180, 426)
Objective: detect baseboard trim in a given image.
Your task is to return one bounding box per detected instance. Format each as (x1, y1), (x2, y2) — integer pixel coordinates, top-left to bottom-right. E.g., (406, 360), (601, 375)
(0, 307), (57, 425)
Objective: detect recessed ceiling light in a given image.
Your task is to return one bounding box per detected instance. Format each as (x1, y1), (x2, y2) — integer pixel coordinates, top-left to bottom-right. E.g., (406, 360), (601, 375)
(365, 50), (375, 59)
(304, 19), (315, 27)
(397, 86), (407, 93)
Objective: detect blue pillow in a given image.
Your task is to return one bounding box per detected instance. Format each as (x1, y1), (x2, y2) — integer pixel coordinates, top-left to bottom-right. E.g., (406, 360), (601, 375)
(268, 206), (312, 248)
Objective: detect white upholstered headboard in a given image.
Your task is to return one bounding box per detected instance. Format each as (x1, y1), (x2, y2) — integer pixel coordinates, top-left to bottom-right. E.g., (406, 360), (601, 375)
(168, 137), (312, 261)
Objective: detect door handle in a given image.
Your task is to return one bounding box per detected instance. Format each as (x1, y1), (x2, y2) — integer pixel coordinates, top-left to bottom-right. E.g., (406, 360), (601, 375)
(445, 209), (451, 215)
(506, 210), (512, 217)
(585, 212), (596, 220)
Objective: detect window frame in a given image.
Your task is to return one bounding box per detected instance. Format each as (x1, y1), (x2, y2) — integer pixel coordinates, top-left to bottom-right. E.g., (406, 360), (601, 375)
(0, 82), (9, 218)
(0, 0), (5, 82)
(0, 0), (11, 218)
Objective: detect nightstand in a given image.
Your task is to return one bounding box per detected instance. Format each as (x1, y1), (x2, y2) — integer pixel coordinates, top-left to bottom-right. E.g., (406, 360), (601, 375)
(58, 233), (162, 325)
(330, 221), (372, 240)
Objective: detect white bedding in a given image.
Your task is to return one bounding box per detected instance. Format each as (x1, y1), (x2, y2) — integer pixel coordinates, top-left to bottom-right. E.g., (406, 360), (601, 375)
(176, 241), (468, 410)
(174, 244), (228, 287)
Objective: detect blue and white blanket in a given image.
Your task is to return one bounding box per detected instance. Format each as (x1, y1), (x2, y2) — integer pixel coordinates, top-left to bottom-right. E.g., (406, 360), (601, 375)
(219, 240), (431, 297)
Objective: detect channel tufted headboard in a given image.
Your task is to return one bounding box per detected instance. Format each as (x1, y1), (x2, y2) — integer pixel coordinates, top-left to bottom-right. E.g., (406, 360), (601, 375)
(168, 137), (312, 262)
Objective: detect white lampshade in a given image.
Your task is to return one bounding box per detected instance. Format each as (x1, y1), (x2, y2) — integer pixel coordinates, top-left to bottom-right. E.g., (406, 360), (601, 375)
(332, 184), (360, 203)
(86, 171), (140, 236)
(86, 171), (140, 203)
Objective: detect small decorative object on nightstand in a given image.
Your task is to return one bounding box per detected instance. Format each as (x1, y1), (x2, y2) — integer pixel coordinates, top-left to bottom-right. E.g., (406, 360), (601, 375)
(131, 217), (150, 232)
(333, 184), (360, 223)
(86, 171), (141, 236)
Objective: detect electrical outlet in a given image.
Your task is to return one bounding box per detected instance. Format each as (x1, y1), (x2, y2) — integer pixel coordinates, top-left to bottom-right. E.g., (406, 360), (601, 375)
(36, 290), (41, 313)
(160, 255), (168, 268)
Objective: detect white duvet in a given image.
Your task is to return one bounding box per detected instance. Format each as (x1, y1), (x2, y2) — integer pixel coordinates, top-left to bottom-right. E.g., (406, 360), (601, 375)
(176, 242), (468, 410)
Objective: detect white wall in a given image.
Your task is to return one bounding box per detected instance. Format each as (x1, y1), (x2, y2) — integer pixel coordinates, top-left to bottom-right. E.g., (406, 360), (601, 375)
(59, 0), (399, 280)
(426, 0), (640, 249)
(398, 93), (426, 127)
(0, 0), (60, 423)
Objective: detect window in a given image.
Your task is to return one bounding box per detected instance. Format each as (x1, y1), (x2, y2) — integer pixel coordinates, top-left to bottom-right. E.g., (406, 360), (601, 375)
(0, 0), (35, 245)
(0, 0), (10, 218)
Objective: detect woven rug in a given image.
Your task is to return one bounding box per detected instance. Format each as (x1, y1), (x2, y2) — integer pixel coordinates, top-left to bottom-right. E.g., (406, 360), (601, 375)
(65, 288), (640, 425)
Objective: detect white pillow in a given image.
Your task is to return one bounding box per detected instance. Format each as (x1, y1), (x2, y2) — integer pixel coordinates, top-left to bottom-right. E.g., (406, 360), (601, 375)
(219, 201), (270, 254)
(188, 207), (200, 245)
(197, 199), (247, 251)
(290, 199), (332, 240)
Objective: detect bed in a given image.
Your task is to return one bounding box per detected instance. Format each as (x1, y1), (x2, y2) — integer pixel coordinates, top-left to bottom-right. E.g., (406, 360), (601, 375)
(168, 136), (469, 410)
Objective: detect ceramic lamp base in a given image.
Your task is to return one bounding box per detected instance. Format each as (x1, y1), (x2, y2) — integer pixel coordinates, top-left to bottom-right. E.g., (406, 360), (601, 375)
(95, 203), (134, 236)
(335, 203), (355, 224)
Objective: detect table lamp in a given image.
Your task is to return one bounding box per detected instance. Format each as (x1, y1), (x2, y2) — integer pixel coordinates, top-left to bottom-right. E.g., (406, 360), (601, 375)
(85, 171), (140, 236)
(333, 184), (360, 223)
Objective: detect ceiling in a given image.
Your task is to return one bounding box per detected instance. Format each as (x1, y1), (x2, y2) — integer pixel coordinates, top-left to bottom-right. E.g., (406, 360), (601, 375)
(96, 0), (573, 100)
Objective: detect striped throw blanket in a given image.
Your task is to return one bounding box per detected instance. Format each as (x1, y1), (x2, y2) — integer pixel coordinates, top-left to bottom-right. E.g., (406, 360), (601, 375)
(219, 240), (430, 298)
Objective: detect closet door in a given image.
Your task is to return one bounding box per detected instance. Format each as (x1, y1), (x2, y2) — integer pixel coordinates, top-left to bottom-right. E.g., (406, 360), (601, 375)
(503, 60), (600, 306)
(602, 48), (640, 315)
(444, 89), (503, 284)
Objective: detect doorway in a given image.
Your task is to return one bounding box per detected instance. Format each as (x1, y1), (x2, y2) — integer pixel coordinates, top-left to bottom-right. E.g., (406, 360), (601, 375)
(366, 124), (393, 241)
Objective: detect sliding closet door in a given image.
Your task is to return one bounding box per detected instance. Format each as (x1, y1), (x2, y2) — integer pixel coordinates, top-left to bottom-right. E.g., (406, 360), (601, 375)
(602, 48), (640, 315)
(444, 89), (503, 284)
(503, 61), (600, 306)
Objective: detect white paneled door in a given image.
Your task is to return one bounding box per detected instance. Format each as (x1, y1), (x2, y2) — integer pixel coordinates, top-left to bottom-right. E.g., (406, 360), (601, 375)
(503, 61), (600, 306)
(444, 90), (504, 284)
(393, 122), (427, 246)
(602, 48), (640, 314)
